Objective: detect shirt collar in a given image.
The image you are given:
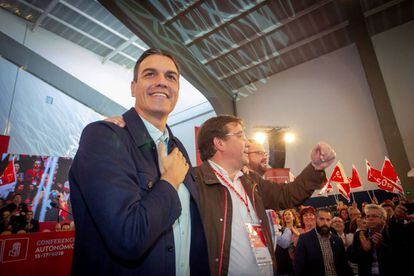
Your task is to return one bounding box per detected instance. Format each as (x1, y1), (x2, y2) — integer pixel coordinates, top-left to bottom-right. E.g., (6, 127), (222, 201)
(141, 115), (169, 145)
(207, 160), (244, 182)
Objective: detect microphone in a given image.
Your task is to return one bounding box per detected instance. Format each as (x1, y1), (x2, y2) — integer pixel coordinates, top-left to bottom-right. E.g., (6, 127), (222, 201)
(50, 201), (72, 215)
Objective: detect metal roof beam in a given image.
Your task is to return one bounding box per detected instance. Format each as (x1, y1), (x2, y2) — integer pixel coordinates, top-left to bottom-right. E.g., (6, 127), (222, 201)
(162, 0), (204, 25)
(220, 20), (349, 81)
(31, 0), (60, 31)
(363, 0), (406, 18)
(202, 0), (333, 65)
(102, 36), (139, 63)
(17, 0), (137, 62)
(184, 0), (270, 47)
(59, 0), (146, 51)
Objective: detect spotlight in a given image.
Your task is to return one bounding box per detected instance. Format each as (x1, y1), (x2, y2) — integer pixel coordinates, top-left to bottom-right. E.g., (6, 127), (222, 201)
(284, 132), (295, 143)
(253, 132), (267, 144)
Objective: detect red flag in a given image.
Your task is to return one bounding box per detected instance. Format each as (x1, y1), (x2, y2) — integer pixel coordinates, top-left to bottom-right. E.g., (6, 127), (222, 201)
(0, 159), (16, 186)
(381, 157), (404, 194)
(366, 160), (394, 192)
(0, 158), (17, 198)
(349, 165), (362, 189)
(337, 182), (350, 201)
(317, 176), (332, 197)
(329, 161), (348, 183)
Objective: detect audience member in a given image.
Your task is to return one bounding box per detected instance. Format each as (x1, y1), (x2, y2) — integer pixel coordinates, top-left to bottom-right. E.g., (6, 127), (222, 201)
(276, 209), (301, 275)
(338, 208), (349, 224)
(331, 217), (353, 249)
(294, 208), (352, 275)
(380, 200), (395, 222)
(61, 222), (71, 231)
(347, 205), (361, 233)
(0, 210), (12, 233)
(347, 204), (394, 275)
(298, 206), (316, 233)
(24, 210), (39, 233)
(247, 139), (269, 177)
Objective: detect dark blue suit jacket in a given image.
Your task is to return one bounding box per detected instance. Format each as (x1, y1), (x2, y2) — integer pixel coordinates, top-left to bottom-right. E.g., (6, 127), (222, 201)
(69, 108), (209, 275)
(294, 229), (352, 276)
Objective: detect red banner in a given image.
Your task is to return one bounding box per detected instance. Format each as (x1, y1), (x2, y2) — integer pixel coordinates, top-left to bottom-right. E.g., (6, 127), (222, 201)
(264, 168), (290, 184)
(0, 135), (10, 154)
(0, 231), (74, 275)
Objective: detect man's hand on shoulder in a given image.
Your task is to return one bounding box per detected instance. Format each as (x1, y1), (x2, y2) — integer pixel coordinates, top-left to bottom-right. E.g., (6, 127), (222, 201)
(310, 142), (336, 170)
(105, 116), (125, 127)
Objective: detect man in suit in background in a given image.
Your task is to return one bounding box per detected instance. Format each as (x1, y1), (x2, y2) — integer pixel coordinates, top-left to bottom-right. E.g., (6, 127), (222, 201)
(294, 208), (353, 276)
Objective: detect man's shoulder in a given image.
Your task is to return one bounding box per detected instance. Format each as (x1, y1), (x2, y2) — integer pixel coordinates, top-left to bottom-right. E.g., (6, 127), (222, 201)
(192, 163), (207, 179)
(331, 233), (343, 243)
(81, 120), (130, 142)
(83, 120), (119, 133)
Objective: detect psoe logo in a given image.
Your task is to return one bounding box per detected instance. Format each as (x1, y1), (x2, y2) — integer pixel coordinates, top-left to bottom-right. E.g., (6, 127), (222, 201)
(1, 238), (29, 263)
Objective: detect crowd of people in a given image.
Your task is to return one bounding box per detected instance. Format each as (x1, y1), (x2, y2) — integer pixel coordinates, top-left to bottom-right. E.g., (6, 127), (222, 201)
(0, 156), (74, 234)
(66, 48), (413, 275)
(267, 197), (413, 275)
(0, 192), (74, 234)
(245, 140), (414, 276)
(2, 48), (412, 276)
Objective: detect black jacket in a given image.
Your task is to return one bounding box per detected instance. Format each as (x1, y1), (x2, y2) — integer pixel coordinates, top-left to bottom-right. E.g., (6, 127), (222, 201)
(347, 228), (394, 276)
(69, 108), (209, 275)
(294, 229), (353, 276)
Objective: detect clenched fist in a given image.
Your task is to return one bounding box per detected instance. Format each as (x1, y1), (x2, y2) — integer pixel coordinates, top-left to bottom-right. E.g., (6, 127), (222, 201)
(158, 143), (189, 190)
(310, 142), (336, 170)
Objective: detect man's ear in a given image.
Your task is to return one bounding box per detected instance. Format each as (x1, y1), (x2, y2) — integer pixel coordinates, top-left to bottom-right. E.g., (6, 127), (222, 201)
(131, 81), (136, 97)
(213, 137), (225, 153)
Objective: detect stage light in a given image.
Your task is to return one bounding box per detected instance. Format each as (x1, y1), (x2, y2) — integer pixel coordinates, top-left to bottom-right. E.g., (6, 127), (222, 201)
(253, 132), (267, 144)
(284, 132), (295, 143)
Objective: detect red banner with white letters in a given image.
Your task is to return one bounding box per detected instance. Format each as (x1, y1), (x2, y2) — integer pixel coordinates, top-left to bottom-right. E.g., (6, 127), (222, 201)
(0, 231), (74, 275)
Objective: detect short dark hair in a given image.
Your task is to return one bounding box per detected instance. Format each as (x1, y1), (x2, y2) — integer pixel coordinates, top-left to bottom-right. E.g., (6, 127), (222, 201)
(133, 48), (180, 81)
(198, 115), (243, 161)
(316, 207), (332, 217)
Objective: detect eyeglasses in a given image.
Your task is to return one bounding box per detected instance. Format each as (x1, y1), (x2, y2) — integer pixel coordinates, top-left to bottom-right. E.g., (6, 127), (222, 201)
(225, 130), (246, 139)
(248, 151), (267, 156)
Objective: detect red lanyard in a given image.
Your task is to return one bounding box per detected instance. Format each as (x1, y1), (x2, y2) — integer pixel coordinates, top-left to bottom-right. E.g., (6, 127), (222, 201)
(211, 167), (250, 215)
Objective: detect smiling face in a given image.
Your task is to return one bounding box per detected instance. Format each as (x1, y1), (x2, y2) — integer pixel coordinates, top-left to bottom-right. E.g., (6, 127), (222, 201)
(365, 208), (385, 230)
(348, 208), (361, 221)
(331, 217), (345, 233)
(247, 140), (268, 176)
(221, 123), (249, 169)
(283, 210), (293, 224)
(302, 212), (316, 229)
(131, 54), (179, 123)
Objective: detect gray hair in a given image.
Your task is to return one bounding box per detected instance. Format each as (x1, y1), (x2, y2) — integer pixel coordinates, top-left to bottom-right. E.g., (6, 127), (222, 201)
(364, 204), (387, 219)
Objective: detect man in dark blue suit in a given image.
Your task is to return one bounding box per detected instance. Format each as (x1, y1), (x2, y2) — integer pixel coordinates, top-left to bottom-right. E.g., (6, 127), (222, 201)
(294, 208), (353, 276)
(69, 49), (209, 275)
